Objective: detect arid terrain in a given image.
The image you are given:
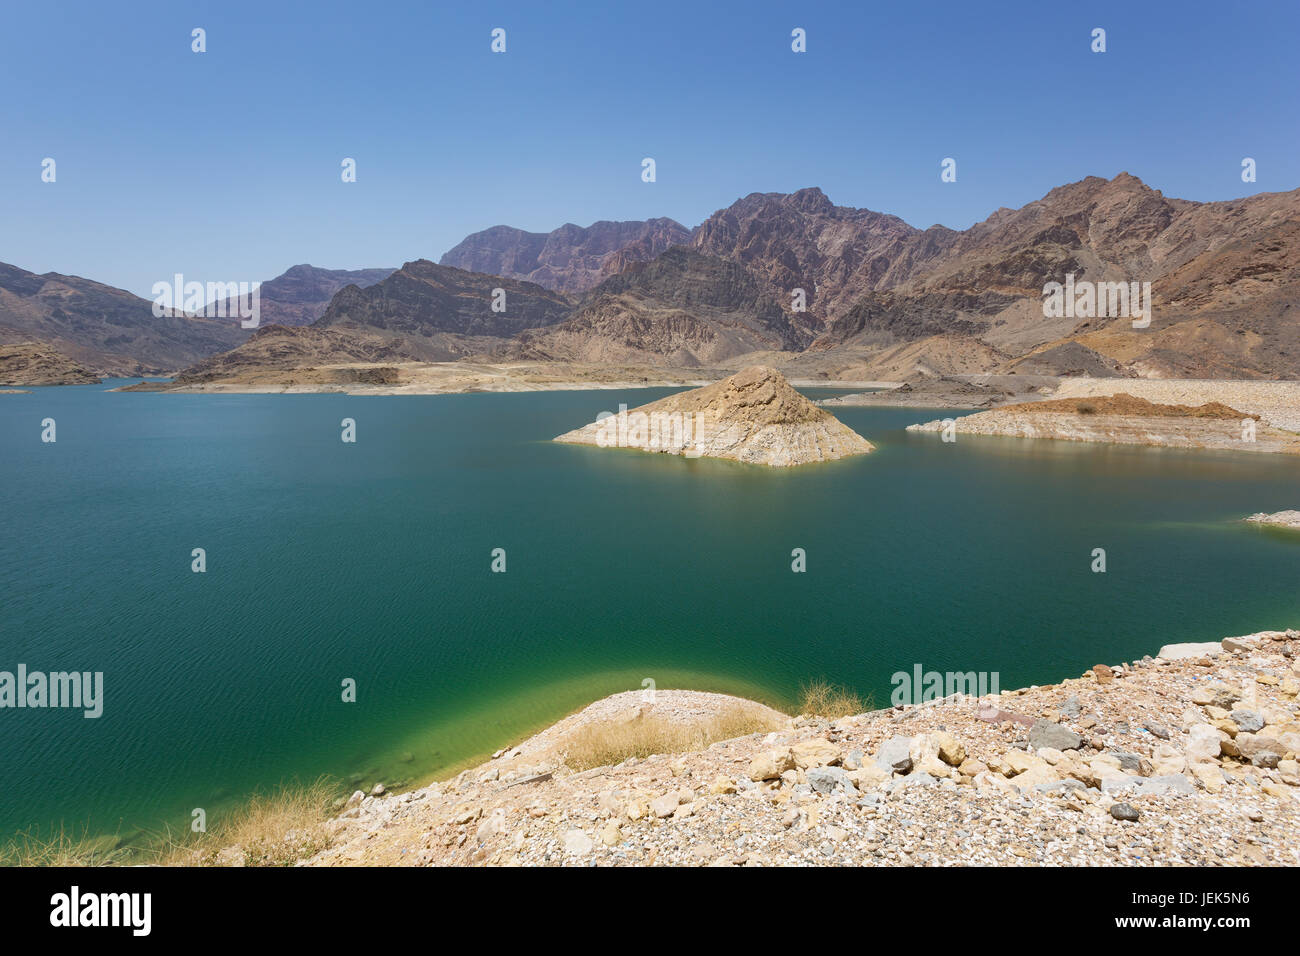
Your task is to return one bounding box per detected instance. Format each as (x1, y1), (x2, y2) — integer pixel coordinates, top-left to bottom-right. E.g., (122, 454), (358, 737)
(286, 627), (1300, 867)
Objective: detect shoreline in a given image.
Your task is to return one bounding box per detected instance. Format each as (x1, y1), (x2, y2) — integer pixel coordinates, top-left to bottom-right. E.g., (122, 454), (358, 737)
(300, 625), (1300, 867)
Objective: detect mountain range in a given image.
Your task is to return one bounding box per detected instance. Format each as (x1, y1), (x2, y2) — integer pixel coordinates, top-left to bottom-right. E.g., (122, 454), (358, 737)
(4, 173), (1297, 383)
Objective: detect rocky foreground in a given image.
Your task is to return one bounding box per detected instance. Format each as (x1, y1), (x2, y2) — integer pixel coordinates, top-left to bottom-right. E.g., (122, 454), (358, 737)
(554, 365), (874, 466)
(304, 628), (1300, 867)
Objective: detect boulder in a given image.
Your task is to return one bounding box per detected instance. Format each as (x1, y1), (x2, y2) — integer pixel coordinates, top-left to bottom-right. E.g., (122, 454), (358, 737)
(792, 738), (841, 769)
(749, 748), (796, 781)
(806, 766), (858, 795)
(1029, 719), (1084, 751)
(875, 735), (914, 774)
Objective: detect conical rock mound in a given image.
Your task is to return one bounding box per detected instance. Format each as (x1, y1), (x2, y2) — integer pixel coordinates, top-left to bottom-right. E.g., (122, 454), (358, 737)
(554, 366), (874, 466)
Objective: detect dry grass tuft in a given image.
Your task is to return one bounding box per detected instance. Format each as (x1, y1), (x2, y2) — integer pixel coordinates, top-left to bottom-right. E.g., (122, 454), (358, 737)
(0, 826), (125, 867)
(563, 704), (784, 771)
(798, 679), (869, 719)
(156, 778), (338, 867)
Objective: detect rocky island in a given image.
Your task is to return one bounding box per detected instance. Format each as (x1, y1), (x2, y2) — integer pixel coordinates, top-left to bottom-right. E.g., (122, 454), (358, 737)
(554, 365), (874, 466)
(1246, 511), (1300, 531)
(908, 393), (1300, 455)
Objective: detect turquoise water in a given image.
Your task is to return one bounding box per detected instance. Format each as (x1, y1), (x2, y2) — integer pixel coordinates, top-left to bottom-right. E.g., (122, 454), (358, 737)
(1, 380), (1298, 846)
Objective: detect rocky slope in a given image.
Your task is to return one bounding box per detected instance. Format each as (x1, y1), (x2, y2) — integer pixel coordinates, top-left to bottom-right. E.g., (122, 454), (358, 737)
(302, 627), (1300, 867)
(807, 175), (1300, 379)
(313, 259), (573, 360)
(907, 393), (1300, 454)
(0, 341), (101, 385)
(441, 218), (690, 293)
(209, 264), (393, 327)
(0, 261), (247, 375)
(554, 365), (874, 466)
(512, 248), (814, 366)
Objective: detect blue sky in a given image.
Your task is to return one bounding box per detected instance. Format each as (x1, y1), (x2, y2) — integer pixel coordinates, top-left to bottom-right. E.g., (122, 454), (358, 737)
(2, 0), (1296, 297)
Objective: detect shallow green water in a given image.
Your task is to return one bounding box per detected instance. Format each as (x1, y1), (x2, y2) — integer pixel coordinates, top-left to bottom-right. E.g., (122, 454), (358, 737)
(1, 381), (1297, 845)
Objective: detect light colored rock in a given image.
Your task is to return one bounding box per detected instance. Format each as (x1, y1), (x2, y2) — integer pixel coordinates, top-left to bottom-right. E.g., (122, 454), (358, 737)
(563, 829), (593, 855)
(791, 738), (841, 769)
(1158, 641), (1223, 660)
(749, 748), (796, 781)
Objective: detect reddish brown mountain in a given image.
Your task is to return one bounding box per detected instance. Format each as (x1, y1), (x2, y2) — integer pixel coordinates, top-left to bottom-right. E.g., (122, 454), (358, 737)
(440, 218), (690, 293)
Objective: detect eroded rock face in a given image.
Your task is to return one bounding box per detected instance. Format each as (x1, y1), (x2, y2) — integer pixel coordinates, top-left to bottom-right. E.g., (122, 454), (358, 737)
(0, 342), (101, 385)
(440, 219), (691, 293)
(554, 365), (874, 467)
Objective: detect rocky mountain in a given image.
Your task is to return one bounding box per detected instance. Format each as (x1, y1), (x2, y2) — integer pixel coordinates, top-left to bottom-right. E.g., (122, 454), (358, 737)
(441, 218), (691, 293)
(0, 342), (101, 385)
(691, 187), (921, 323)
(0, 261), (247, 375)
(312, 259), (573, 361)
(806, 175), (1300, 379)
(160, 173), (1300, 385)
(210, 264), (394, 327)
(555, 365), (874, 466)
(511, 247), (812, 366)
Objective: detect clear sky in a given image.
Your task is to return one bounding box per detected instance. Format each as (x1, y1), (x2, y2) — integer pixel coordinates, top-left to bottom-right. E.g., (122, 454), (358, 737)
(2, 0), (1296, 297)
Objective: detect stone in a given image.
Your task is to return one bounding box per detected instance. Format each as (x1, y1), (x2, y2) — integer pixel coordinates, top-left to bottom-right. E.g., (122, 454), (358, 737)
(1152, 743), (1186, 776)
(1111, 802), (1140, 822)
(370, 783), (386, 796)
(1059, 694), (1082, 719)
(1230, 710), (1265, 732)
(875, 735), (914, 774)
(749, 748), (796, 781)
(1157, 641), (1223, 660)
(1144, 721), (1171, 740)
(791, 738), (841, 769)
(600, 821), (623, 846)
(1250, 752), (1281, 769)
(1037, 747), (1064, 765)
(847, 764), (891, 789)
(843, 748), (863, 771)
(1093, 664), (1114, 685)
(934, 731), (966, 766)
(1187, 723), (1226, 764)
(1029, 719), (1084, 751)
(563, 830), (593, 855)
(806, 766), (857, 795)
(345, 790), (365, 810)
(650, 794), (681, 818)
(1190, 763), (1225, 793)
(476, 808), (506, 842)
(709, 775), (737, 795)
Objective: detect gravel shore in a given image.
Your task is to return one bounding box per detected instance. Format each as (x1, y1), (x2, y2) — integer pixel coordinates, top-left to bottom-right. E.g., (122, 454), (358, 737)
(301, 628), (1300, 867)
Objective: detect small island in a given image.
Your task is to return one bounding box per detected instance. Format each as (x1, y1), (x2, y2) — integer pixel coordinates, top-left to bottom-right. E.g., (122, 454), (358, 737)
(555, 365), (874, 467)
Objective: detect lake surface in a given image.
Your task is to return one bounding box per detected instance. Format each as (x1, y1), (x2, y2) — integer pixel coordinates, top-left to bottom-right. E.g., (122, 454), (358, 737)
(1, 381), (1298, 847)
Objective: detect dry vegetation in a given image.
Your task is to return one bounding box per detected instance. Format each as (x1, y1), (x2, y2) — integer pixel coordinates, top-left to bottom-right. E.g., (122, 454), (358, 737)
(0, 826), (126, 867)
(563, 705), (787, 772)
(157, 779), (338, 867)
(798, 679), (870, 719)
